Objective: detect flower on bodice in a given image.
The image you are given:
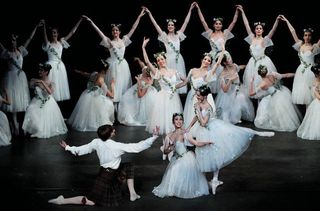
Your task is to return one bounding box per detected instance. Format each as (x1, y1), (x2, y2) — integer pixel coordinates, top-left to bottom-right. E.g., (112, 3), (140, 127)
(112, 47), (123, 64)
(168, 41), (180, 63)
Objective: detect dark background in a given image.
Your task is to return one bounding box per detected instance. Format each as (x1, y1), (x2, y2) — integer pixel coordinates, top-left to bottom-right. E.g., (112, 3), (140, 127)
(0, 0), (318, 116)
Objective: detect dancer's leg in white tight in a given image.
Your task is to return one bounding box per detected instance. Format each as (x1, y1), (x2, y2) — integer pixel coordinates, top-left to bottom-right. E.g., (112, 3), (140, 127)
(127, 179), (141, 201)
(48, 195), (95, 205)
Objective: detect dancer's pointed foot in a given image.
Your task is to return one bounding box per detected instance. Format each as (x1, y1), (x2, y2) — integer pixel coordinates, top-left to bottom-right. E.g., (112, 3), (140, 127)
(48, 195), (64, 205)
(211, 180), (223, 195)
(130, 193), (141, 201)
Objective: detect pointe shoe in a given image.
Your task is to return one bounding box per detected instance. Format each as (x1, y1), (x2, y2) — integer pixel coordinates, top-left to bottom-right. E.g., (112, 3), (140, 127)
(130, 194), (141, 201)
(48, 195), (64, 205)
(211, 180), (223, 195)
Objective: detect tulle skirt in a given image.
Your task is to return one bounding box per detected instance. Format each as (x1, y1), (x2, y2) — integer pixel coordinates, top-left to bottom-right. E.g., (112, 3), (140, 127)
(291, 65), (315, 105)
(47, 60), (70, 101)
(297, 99), (320, 140)
(0, 111), (11, 146)
(2, 70), (30, 112)
(166, 53), (187, 94)
(67, 90), (114, 131)
(192, 119), (255, 172)
(242, 56), (277, 97)
(152, 151), (209, 198)
(106, 58), (132, 102)
(255, 86), (302, 132)
(22, 96), (68, 138)
(118, 84), (157, 126)
(146, 90), (183, 135)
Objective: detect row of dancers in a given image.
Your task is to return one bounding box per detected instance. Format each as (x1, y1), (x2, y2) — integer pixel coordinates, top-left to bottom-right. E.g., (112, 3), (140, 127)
(1, 2), (320, 145)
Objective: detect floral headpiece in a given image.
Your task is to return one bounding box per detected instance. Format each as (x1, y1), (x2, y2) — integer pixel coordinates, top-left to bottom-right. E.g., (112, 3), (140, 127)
(153, 51), (166, 59)
(254, 22), (265, 27)
(258, 65), (268, 75)
(166, 19), (177, 23)
(303, 28), (314, 33)
(213, 17), (223, 22)
(111, 23), (121, 28)
(198, 84), (211, 96)
(203, 52), (213, 60)
(173, 112), (184, 118)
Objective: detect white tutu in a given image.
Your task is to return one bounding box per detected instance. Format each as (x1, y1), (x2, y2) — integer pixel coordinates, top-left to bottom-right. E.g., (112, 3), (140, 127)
(68, 87), (114, 131)
(101, 35), (133, 102)
(0, 111), (11, 146)
(297, 98), (320, 140)
(191, 107), (273, 172)
(153, 141), (209, 198)
(118, 83), (157, 126)
(158, 31), (187, 94)
(43, 39), (71, 101)
(1, 46), (30, 112)
(255, 86), (302, 132)
(22, 87), (68, 138)
(291, 41), (320, 105)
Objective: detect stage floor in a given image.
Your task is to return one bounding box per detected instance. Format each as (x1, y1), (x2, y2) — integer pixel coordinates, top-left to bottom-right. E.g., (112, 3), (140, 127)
(1, 122), (319, 211)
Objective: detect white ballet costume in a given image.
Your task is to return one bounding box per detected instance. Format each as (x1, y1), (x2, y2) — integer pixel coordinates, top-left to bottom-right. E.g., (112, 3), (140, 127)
(153, 135), (209, 198)
(215, 65), (255, 124)
(242, 34), (277, 97)
(0, 46), (30, 112)
(146, 70), (183, 135)
(254, 73), (302, 132)
(100, 36), (132, 102)
(67, 72), (115, 131)
(202, 29), (234, 93)
(42, 39), (71, 101)
(291, 41), (320, 105)
(158, 31), (188, 94)
(297, 82), (320, 140)
(118, 78), (157, 126)
(0, 96), (12, 146)
(22, 84), (68, 138)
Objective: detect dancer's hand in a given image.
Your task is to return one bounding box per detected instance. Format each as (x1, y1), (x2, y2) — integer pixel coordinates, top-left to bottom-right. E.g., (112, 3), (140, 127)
(59, 141), (67, 149)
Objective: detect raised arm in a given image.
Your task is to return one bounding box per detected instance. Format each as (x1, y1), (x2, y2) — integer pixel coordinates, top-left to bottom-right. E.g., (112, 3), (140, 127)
(194, 104), (210, 127)
(144, 6), (163, 35)
(227, 6), (240, 32)
(133, 57), (146, 69)
(281, 15), (300, 43)
(266, 15), (281, 39)
(41, 19), (49, 44)
(237, 5), (252, 35)
(63, 16), (84, 41)
(82, 15), (109, 41)
(194, 2), (210, 31)
(126, 7), (146, 38)
(179, 2), (196, 33)
(142, 37), (157, 76)
(23, 20), (42, 48)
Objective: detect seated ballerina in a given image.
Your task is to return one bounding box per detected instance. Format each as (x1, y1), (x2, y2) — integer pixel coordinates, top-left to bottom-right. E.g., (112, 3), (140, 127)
(153, 113), (211, 198)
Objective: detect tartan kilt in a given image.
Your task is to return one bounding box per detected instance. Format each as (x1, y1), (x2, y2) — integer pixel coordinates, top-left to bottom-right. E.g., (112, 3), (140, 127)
(87, 162), (134, 206)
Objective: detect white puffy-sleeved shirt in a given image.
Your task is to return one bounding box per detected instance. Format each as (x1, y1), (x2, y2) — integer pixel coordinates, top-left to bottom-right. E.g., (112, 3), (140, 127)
(65, 136), (158, 169)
